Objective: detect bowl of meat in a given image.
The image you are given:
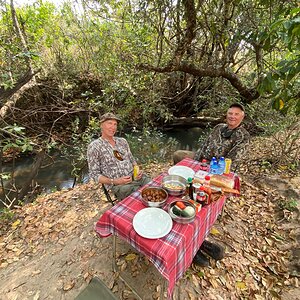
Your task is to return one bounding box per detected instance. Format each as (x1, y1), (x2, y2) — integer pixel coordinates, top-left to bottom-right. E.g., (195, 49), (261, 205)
(140, 186), (168, 208)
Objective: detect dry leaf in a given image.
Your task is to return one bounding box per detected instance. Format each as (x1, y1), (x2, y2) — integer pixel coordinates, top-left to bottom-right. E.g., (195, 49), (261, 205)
(33, 291), (40, 300)
(31, 270), (41, 276)
(63, 280), (75, 291)
(236, 281), (247, 290)
(125, 253), (137, 261)
(209, 278), (219, 288)
(265, 237), (273, 246)
(249, 267), (261, 282)
(210, 227), (220, 235)
(11, 219), (21, 229)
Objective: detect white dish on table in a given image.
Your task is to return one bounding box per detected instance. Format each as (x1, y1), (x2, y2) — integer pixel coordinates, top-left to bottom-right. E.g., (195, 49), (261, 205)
(194, 170), (209, 181)
(133, 207), (173, 239)
(168, 166), (195, 180)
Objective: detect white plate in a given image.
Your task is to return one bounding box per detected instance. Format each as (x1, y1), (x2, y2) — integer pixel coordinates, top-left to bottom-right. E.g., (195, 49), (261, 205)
(168, 166), (195, 180)
(133, 207), (173, 239)
(194, 170), (209, 180)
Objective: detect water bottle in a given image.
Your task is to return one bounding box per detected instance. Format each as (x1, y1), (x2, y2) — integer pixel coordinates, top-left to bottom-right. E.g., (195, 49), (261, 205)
(218, 157), (225, 175)
(209, 157), (219, 175)
(209, 157), (216, 172)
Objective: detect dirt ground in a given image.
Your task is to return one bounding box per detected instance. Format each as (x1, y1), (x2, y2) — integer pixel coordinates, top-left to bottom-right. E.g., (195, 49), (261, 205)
(0, 162), (299, 300)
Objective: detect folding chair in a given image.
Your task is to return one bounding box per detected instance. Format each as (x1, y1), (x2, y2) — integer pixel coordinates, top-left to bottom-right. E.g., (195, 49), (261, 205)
(75, 276), (118, 300)
(101, 184), (117, 206)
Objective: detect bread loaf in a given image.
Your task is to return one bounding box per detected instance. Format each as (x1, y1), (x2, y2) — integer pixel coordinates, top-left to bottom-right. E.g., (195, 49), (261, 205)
(210, 174), (235, 189)
(193, 175), (239, 195)
(221, 187), (240, 195)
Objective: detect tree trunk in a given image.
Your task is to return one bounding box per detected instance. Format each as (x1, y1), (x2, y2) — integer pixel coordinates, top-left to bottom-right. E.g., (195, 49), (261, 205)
(0, 70), (38, 121)
(163, 116), (223, 129)
(10, 0), (34, 75)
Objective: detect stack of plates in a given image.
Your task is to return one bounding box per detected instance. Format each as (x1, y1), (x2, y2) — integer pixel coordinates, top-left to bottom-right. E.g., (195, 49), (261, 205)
(133, 207), (173, 239)
(168, 166), (195, 180)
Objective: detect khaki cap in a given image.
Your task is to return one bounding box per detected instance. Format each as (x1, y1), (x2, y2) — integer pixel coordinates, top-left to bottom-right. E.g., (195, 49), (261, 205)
(100, 112), (121, 123)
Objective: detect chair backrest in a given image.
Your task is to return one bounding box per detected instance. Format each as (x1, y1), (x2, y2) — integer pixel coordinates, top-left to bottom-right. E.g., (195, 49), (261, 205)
(102, 184), (117, 206)
(75, 276), (119, 300)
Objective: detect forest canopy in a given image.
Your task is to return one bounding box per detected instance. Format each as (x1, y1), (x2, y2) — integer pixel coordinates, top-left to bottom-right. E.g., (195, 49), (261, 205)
(0, 0), (299, 208)
(0, 0), (299, 156)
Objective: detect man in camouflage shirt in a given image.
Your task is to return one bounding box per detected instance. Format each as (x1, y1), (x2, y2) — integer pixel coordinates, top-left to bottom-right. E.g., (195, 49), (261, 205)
(174, 103), (250, 267)
(87, 112), (151, 200)
(173, 103), (250, 170)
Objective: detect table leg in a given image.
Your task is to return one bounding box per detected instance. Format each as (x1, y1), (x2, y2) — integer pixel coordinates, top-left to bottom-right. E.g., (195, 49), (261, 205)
(112, 235), (144, 300)
(112, 235), (117, 272)
(160, 278), (167, 300)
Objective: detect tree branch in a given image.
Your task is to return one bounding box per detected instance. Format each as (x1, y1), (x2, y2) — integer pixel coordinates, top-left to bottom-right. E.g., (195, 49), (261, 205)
(138, 62), (259, 101)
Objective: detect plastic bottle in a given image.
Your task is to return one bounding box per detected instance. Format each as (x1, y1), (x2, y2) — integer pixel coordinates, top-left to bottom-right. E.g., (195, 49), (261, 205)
(209, 157), (217, 170)
(203, 175), (212, 205)
(209, 158), (219, 175)
(203, 175), (211, 188)
(218, 157), (225, 175)
(197, 186), (207, 206)
(200, 159), (209, 172)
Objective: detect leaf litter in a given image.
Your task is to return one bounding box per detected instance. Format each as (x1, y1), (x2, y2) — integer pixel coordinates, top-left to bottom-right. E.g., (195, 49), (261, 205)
(0, 157), (299, 300)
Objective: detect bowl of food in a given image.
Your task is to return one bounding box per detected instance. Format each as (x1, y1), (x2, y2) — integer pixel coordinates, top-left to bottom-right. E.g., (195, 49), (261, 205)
(140, 186), (168, 208)
(168, 200), (196, 224)
(162, 174), (187, 196)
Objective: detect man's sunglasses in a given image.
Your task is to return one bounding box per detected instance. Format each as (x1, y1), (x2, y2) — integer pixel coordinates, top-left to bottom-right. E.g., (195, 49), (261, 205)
(221, 127), (234, 139)
(113, 150), (124, 161)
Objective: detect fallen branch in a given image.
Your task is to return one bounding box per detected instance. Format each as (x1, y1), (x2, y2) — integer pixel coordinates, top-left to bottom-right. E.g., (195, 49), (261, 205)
(0, 69), (39, 121)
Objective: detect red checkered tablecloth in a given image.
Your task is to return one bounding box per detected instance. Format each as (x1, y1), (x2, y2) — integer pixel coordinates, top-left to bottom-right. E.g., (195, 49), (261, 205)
(95, 158), (228, 298)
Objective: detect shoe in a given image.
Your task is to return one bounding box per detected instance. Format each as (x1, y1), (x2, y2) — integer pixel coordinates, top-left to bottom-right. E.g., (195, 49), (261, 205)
(193, 250), (210, 267)
(200, 240), (224, 260)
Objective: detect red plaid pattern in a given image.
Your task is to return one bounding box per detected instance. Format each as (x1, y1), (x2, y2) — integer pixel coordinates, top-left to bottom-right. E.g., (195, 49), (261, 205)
(95, 158), (227, 298)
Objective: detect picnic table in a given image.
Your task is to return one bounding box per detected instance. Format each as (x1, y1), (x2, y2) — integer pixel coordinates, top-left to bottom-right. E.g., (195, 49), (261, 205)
(95, 158), (229, 299)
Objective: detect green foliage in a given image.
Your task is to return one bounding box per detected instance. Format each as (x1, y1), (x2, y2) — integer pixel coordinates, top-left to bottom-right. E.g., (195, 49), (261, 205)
(1, 124), (33, 153)
(60, 117), (100, 183)
(125, 128), (178, 164)
(0, 207), (14, 221)
(0, 0), (299, 153)
(279, 198), (298, 212)
(257, 8), (300, 114)
(0, 172), (11, 180)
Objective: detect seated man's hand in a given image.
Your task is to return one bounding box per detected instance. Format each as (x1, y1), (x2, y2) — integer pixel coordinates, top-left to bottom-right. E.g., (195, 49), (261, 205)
(115, 176), (132, 185)
(137, 170), (143, 180)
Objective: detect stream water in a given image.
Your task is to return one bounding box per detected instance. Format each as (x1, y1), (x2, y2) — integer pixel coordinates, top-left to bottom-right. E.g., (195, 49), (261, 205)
(1, 127), (206, 200)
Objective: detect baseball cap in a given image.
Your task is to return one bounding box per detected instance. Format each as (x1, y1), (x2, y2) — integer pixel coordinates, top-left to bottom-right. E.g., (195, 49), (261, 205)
(99, 112), (122, 123)
(229, 103), (245, 111)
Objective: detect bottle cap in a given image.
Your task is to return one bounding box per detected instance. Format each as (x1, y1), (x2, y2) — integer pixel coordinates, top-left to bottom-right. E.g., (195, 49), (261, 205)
(205, 175), (211, 180)
(187, 177), (193, 183)
(202, 159), (207, 163)
(200, 186), (205, 190)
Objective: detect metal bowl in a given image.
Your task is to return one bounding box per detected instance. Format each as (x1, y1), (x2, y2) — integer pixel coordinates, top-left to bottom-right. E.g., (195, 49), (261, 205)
(140, 186), (168, 208)
(168, 200), (196, 224)
(161, 174), (187, 196)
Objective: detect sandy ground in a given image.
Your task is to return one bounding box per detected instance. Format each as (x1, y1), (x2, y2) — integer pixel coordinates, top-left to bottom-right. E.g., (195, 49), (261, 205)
(0, 170), (299, 300)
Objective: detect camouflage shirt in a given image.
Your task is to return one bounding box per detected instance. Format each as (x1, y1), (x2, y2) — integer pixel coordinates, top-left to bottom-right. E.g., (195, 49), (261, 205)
(194, 123), (250, 169)
(87, 137), (136, 187)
